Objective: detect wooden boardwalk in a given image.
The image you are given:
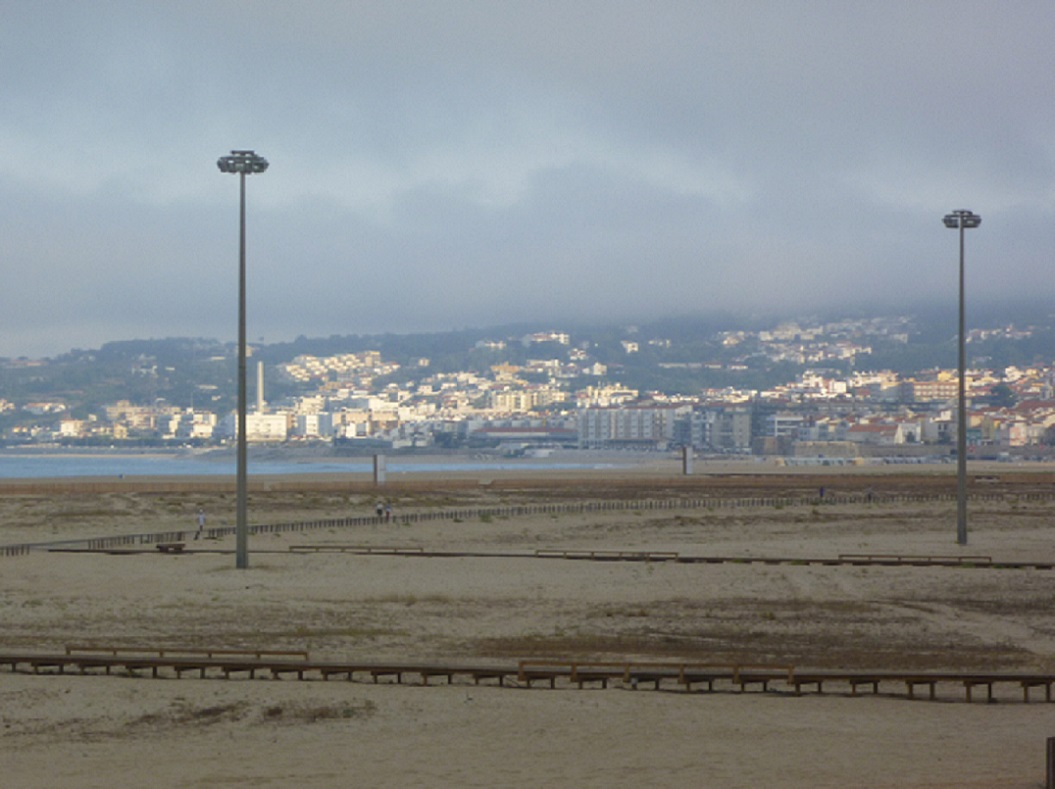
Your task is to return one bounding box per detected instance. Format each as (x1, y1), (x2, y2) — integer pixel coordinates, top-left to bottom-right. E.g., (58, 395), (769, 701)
(2, 647), (1054, 703)
(5, 487), (1054, 558)
(285, 545), (1055, 570)
(31, 543), (1055, 570)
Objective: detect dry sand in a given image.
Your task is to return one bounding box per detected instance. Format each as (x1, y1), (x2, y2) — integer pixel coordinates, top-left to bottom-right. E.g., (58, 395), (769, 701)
(1, 465), (1054, 788)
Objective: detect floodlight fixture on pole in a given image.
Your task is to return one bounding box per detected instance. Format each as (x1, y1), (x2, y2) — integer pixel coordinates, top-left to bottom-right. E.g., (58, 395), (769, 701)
(217, 150), (269, 569)
(943, 209), (981, 546)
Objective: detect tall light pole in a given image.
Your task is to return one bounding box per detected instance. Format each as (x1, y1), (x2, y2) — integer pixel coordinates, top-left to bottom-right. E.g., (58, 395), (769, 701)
(217, 150), (269, 569)
(943, 209), (981, 546)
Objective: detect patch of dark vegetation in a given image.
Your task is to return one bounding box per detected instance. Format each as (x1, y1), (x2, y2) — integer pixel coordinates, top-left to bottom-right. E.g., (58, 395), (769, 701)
(258, 700), (378, 724)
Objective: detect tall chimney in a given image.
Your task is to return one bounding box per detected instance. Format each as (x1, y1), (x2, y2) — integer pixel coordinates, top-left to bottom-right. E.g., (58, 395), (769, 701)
(257, 361), (265, 413)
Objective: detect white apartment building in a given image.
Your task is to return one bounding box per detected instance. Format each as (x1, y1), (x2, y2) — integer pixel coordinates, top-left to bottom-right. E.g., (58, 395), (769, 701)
(490, 386), (566, 413)
(764, 412), (805, 438)
(679, 406), (752, 452)
(166, 411), (217, 440)
(576, 385), (639, 407)
(292, 413), (323, 439)
(579, 404), (690, 449)
(59, 419), (88, 438)
(218, 411), (290, 442)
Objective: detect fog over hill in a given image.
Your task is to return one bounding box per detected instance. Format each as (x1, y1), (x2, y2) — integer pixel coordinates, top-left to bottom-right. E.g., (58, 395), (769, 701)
(2, 4), (1053, 358)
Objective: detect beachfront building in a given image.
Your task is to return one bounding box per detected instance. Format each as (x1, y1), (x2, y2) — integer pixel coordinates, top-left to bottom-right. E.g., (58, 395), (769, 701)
(578, 404), (690, 450)
(157, 410), (217, 441)
(674, 405), (752, 453)
(764, 412), (807, 440)
(217, 411), (290, 442)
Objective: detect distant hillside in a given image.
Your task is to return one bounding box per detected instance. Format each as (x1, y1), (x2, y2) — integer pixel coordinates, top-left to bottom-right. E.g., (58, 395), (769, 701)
(0, 306), (1052, 426)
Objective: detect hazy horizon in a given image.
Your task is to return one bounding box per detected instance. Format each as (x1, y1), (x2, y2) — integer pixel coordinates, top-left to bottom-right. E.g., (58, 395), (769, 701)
(6, 296), (1053, 362)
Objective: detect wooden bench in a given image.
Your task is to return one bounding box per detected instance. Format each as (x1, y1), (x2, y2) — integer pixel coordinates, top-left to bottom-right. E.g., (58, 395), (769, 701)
(156, 542), (185, 554)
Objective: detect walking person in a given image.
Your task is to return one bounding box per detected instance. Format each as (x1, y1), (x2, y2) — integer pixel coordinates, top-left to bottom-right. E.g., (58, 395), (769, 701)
(195, 508), (206, 540)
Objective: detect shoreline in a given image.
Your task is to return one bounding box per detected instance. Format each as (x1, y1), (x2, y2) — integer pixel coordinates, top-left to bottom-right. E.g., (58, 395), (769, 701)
(0, 464), (1051, 500)
(1, 443), (1052, 498)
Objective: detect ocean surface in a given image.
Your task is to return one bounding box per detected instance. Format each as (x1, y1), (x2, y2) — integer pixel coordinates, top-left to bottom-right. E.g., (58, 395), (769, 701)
(0, 452), (626, 480)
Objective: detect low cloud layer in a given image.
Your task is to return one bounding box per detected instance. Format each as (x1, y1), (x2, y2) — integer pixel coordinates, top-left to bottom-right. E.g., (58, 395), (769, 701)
(1, 1), (1052, 357)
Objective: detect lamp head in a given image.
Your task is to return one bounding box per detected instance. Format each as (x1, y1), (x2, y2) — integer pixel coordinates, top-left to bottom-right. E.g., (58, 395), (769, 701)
(217, 150), (269, 174)
(943, 210), (981, 229)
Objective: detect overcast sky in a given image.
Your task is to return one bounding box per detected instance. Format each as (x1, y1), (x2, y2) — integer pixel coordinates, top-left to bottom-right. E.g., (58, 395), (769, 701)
(1, 1), (1052, 358)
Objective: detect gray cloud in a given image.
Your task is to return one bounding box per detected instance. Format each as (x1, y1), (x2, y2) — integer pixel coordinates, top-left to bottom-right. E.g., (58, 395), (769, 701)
(1, 1), (1052, 357)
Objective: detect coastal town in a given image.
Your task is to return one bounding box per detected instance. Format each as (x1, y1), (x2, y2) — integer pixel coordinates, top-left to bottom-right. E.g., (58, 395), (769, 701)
(2, 314), (1054, 460)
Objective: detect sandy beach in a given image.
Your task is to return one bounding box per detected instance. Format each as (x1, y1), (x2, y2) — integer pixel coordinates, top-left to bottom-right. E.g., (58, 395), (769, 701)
(1, 464), (1054, 787)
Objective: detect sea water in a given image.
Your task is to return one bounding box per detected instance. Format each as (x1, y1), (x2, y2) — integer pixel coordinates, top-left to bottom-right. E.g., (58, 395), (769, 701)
(0, 452), (625, 480)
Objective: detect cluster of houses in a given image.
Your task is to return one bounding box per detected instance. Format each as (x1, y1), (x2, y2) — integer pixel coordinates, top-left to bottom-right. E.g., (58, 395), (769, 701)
(15, 345), (1055, 458)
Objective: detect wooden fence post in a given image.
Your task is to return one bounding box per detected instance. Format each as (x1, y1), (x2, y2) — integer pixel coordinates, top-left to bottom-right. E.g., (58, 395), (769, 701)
(1047, 736), (1055, 789)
